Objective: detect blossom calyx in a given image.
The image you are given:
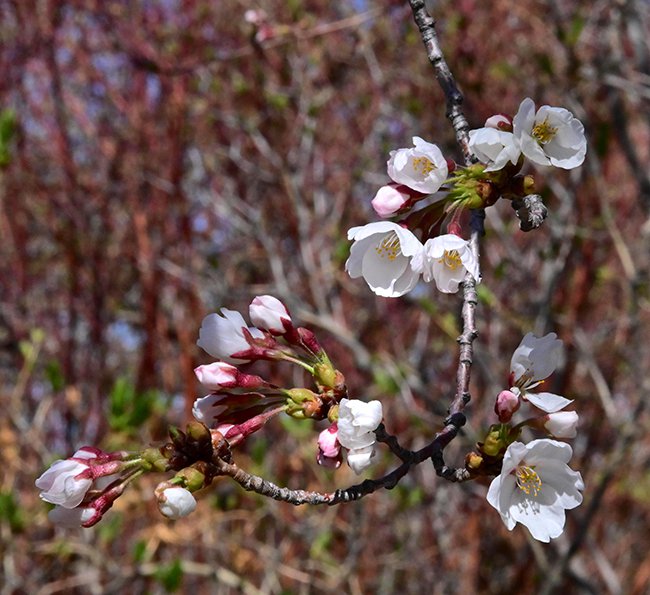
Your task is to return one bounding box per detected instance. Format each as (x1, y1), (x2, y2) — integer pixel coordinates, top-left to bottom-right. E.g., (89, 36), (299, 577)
(313, 361), (345, 391)
(285, 388), (324, 419)
(174, 465), (208, 492)
(142, 447), (172, 473)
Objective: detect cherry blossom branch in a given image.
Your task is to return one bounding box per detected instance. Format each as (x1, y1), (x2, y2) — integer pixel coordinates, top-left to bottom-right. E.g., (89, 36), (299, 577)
(211, 2), (483, 505)
(408, 0), (484, 478)
(213, 415), (471, 508)
(407, 0), (472, 164)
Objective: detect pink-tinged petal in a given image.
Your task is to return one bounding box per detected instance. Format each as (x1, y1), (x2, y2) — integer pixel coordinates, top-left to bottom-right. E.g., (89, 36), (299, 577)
(371, 185), (410, 218)
(317, 424), (340, 459)
(249, 295), (292, 335)
(194, 362), (238, 389)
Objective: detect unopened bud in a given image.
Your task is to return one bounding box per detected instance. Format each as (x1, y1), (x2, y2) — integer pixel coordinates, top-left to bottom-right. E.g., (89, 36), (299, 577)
(142, 447), (171, 472)
(175, 467), (207, 492)
(494, 389), (521, 423)
(313, 362), (341, 389)
(158, 486), (197, 519)
(482, 427), (505, 457)
(466, 452), (483, 469)
(186, 421), (212, 446)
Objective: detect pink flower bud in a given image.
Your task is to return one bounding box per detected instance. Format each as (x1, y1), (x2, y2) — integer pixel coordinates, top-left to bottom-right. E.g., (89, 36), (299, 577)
(249, 295), (292, 335)
(371, 184), (411, 218)
(543, 411), (579, 438)
(494, 389), (521, 423)
(194, 362), (238, 389)
(318, 423), (340, 458)
(317, 423), (341, 468)
(485, 113), (513, 132)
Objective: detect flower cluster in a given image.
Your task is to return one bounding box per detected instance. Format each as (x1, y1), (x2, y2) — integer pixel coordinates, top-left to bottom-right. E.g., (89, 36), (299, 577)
(195, 295), (383, 474)
(346, 135), (479, 297)
(35, 447), (144, 527)
(470, 333), (584, 542)
(469, 98), (586, 172)
(346, 98), (586, 298)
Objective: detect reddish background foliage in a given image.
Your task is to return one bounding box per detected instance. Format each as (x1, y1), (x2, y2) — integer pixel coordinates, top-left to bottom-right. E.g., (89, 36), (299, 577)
(1, 0), (649, 593)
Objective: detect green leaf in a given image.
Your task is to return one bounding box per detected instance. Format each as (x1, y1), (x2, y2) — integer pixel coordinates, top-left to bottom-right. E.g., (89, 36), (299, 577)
(45, 360), (65, 392)
(155, 559), (183, 592)
(0, 491), (24, 532)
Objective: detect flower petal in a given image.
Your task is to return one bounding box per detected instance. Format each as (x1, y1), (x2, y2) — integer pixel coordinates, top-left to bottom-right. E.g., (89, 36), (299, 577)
(525, 391), (573, 413)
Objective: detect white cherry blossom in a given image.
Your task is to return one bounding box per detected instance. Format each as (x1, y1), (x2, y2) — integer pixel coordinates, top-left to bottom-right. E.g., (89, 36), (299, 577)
(387, 136), (448, 194)
(346, 221), (424, 297)
(510, 332), (571, 413)
(468, 127), (521, 172)
(513, 98), (586, 169)
(35, 448), (98, 508)
(337, 398), (383, 475)
(197, 309), (264, 364)
(413, 234), (480, 293)
(486, 439), (584, 542)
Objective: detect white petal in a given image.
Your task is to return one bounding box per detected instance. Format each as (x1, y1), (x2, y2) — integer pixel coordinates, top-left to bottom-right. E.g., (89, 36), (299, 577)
(346, 445), (376, 474)
(525, 391), (573, 413)
(159, 487), (197, 519)
(523, 438), (573, 464)
(509, 489), (566, 542)
(48, 506), (95, 528)
(511, 332), (562, 383)
(535, 460), (584, 509)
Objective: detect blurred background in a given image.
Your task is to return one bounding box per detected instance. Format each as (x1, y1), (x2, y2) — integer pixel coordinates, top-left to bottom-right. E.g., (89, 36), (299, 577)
(1, 0), (649, 593)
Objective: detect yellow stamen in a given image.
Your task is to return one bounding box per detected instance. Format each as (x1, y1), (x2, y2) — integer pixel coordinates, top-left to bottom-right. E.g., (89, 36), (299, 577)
(515, 465), (542, 497)
(532, 118), (558, 144)
(374, 232), (401, 261)
(438, 249), (463, 270)
(412, 156), (436, 176)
